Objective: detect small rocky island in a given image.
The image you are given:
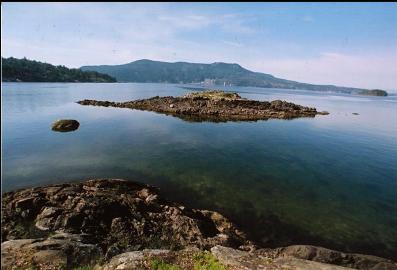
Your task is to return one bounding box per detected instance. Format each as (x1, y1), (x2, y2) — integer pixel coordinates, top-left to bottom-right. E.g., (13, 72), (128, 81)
(2, 179), (396, 270)
(358, 89), (388, 96)
(77, 90), (329, 122)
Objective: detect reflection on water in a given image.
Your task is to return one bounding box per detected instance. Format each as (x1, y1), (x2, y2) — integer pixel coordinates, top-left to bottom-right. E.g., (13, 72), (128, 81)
(2, 82), (397, 259)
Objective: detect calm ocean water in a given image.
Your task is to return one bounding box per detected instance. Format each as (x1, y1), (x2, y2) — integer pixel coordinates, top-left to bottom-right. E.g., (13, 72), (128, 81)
(2, 82), (397, 258)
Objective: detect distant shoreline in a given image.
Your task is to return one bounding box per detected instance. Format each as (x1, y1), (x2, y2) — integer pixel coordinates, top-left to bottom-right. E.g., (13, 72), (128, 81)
(2, 57), (388, 96)
(2, 80), (389, 97)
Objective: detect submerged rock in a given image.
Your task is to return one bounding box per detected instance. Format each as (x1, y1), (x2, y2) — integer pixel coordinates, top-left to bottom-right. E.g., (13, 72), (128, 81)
(51, 119), (80, 132)
(77, 90), (329, 122)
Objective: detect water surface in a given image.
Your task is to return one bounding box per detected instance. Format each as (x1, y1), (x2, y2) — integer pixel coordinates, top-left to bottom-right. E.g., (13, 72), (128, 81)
(2, 82), (397, 259)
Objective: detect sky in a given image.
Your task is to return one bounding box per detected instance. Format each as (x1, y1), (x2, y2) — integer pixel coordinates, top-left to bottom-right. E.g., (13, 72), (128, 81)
(2, 2), (397, 90)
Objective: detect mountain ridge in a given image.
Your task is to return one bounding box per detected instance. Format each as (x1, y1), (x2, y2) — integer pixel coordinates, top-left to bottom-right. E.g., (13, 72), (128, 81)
(81, 59), (388, 96)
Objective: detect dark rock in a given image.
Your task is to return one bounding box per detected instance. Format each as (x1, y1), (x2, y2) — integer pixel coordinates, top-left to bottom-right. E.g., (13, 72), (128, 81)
(51, 119), (80, 132)
(15, 197), (36, 210)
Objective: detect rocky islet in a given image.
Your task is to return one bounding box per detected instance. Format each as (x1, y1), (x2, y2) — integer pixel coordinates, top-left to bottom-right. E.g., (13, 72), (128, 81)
(77, 90), (329, 122)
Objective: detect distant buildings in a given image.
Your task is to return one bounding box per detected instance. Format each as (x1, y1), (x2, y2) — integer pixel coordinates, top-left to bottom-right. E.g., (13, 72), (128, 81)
(201, 78), (232, 87)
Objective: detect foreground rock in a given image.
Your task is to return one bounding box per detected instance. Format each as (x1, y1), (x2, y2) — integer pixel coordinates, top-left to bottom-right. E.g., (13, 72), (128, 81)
(51, 119), (80, 132)
(276, 245), (397, 270)
(2, 179), (249, 268)
(3, 239), (396, 270)
(211, 246), (353, 270)
(98, 246), (354, 270)
(1, 233), (101, 270)
(77, 90), (328, 122)
(2, 179), (396, 270)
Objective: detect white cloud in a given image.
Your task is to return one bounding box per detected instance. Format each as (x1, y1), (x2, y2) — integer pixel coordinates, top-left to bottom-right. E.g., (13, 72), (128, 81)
(222, 40), (244, 47)
(302, 15), (314, 22)
(247, 51), (397, 90)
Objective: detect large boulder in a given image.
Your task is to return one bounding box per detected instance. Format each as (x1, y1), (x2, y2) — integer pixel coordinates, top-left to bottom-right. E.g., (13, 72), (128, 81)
(1, 233), (101, 270)
(277, 245), (397, 270)
(211, 245), (353, 270)
(211, 245), (397, 270)
(51, 119), (80, 132)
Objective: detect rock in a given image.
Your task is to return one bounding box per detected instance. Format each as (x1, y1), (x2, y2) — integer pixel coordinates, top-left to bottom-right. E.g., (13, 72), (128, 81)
(101, 251), (146, 270)
(51, 119), (80, 132)
(318, 111), (330, 115)
(15, 197), (36, 210)
(277, 245), (397, 270)
(272, 257), (354, 270)
(35, 206), (62, 230)
(98, 248), (214, 270)
(211, 245), (353, 270)
(2, 179), (249, 258)
(1, 233), (101, 270)
(87, 244), (397, 270)
(32, 250), (67, 267)
(77, 91), (326, 122)
(2, 180), (396, 269)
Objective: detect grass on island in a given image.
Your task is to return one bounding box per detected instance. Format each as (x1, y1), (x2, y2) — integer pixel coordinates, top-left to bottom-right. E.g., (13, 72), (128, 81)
(193, 251), (229, 270)
(149, 251), (228, 270)
(184, 90), (244, 101)
(150, 259), (181, 270)
(72, 266), (94, 270)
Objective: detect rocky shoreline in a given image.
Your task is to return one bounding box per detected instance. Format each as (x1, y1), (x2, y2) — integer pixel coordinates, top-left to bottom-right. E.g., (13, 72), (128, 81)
(2, 179), (396, 270)
(77, 90), (329, 122)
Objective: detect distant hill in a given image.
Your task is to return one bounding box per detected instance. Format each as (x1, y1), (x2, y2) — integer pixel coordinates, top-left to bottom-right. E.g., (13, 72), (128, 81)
(2, 57), (116, 83)
(81, 59), (387, 96)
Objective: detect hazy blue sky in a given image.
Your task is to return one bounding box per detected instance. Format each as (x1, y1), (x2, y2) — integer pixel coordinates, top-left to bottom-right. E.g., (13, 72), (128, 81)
(2, 2), (397, 90)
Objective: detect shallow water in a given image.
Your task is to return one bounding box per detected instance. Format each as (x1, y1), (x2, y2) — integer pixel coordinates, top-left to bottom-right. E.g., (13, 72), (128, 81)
(2, 82), (397, 258)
